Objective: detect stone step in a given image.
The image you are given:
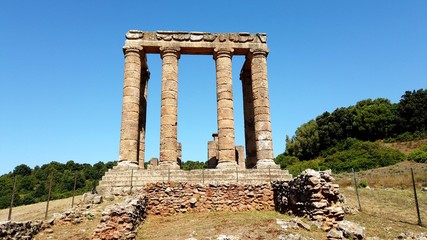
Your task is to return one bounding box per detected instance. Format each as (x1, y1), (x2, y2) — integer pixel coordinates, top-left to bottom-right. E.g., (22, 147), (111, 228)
(97, 166), (292, 195)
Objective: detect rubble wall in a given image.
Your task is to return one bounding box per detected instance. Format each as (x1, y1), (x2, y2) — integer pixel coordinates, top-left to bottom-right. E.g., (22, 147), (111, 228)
(143, 182), (274, 216)
(0, 220), (43, 240)
(271, 169), (345, 231)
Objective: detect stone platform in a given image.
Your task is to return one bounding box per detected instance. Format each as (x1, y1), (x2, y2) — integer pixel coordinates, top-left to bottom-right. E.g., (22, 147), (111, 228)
(96, 166), (292, 196)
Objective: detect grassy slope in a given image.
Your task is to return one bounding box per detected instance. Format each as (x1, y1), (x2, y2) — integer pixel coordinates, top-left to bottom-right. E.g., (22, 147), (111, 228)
(0, 195), (79, 221)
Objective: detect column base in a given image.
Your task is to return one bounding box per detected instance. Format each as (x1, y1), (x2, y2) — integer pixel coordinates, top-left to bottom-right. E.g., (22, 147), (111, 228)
(116, 160), (140, 170)
(157, 163), (181, 170)
(216, 161), (237, 169)
(255, 159), (280, 169)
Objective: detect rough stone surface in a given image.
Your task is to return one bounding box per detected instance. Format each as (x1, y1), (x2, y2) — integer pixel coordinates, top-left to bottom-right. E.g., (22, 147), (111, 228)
(272, 169), (345, 232)
(278, 233), (314, 240)
(82, 192), (104, 205)
(327, 229), (345, 239)
(337, 220), (365, 240)
(0, 220), (43, 240)
(93, 195), (147, 240)
(214, 48), (236, 168)
(159, 47), (180, 168)
(276, 218), (311, 231)
(395, 232), (427, 240)
(143, 182), (274, 216)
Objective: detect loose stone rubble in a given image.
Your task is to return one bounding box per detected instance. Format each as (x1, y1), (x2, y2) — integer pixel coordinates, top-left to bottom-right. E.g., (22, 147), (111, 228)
(272, 169), (345, 230)
(93, 195), (147, 240)
(395, 232), (427, 240)
(0, 220), (43, 240)
(272, 169), (366, 239)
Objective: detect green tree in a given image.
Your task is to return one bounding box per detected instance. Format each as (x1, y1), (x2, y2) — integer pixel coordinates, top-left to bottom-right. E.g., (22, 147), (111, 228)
(352, 98), (397, 140)
(397, 89), (427, 133)
(13, 164), (32, 176)
(285, 120), (320, 160)
(182, 161), (207, 170)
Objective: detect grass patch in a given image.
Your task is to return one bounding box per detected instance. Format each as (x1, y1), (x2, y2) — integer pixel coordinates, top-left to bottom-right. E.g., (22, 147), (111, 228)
(138, 210), (326, 240)
(342, 187), (427, 239)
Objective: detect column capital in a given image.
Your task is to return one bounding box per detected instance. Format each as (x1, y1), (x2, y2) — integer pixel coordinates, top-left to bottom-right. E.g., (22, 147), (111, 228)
(249, 48), (269, 58)
(160, 46), (181, 59)
(123, 46), (143, 56)
(213, 48), (234, 60)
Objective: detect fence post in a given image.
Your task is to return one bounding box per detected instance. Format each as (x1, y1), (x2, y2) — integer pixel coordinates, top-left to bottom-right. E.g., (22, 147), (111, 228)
(45, 175), (53, 220)
(411, 168), (422, 226)
(352, 168), (362, 211)
(71, 171), (77, 208)
(8, 175), (17, 221)
(202, 169), (205, 185)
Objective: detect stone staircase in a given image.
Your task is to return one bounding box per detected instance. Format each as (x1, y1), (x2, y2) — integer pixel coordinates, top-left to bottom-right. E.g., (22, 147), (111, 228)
(97, 166), (292, 196)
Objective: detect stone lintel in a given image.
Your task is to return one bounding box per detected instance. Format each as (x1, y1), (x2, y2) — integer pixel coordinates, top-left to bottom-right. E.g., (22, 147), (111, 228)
(124, 31), (268, 55)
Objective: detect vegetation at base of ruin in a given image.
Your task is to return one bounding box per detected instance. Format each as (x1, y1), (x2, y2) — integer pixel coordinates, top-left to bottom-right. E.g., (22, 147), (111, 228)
(277, 89), (427, 175)
(181, 160), (207, 170)
(276, 138), (406, 176)
(408, 143), (427, 163)
(284, 89), (426, 160)
(334, 161), (427, 189)
(0, 160), (116, 210)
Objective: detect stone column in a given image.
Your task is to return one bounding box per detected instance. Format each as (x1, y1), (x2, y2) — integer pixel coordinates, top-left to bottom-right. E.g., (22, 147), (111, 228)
(214, 48), (237, 169)
(159, 47), (180, 169)
(118, 46), (142, 168)
(250, 49), (279, 169)
(207, 133), (219, 168)
(240, 67), (257, 168)
(138, 68), (149, 169)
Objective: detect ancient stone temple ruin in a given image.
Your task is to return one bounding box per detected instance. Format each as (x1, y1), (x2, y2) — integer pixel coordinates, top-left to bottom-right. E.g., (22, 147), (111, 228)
(98, 30), (291, 193)
(119, 30), (277, 169)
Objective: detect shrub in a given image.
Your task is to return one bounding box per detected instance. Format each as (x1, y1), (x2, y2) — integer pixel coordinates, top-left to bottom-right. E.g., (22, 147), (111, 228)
(358, 179), (368, 188)
(408, 144), (427, 163)
(322, 138), (405, 172)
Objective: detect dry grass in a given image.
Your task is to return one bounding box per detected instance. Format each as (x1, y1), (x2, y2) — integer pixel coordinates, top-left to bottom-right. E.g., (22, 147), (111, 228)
(138, 211), (326, 240)
(382, 139), (427, 155)
(335, 161), (427, 189)
(0, 195), (81, 221)
(342, 187), (427, 238)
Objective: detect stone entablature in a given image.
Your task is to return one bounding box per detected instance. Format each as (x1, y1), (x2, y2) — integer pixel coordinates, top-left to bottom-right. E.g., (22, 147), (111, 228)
(118, 30), (278, 170)
(125, 30), (268, 55)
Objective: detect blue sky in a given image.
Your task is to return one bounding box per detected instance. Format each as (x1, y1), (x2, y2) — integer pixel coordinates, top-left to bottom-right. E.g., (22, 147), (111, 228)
(0, 1), (426, 175)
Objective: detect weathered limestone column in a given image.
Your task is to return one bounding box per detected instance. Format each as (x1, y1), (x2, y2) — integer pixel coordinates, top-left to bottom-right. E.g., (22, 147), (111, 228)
(118, 46), (143, 167)
(159, 47), (180, 169)
(207, 133), (219, 168)
(250, 49), (279, 169)
(240, 68), (257, 168)
(138, 68), (149, 169)
(214, 48), (237, 169)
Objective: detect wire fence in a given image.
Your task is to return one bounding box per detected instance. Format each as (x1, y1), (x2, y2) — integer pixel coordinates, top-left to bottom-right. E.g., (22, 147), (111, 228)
(347, 167), (426, 227)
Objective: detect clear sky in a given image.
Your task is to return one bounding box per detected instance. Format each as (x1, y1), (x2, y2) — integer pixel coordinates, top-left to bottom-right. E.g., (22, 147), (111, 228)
(0, 1), (426, 175)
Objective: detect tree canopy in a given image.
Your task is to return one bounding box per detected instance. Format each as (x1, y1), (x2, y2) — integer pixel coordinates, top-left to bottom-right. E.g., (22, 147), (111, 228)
(0, 160), (116, 209)
(284, 89), (427, 161)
